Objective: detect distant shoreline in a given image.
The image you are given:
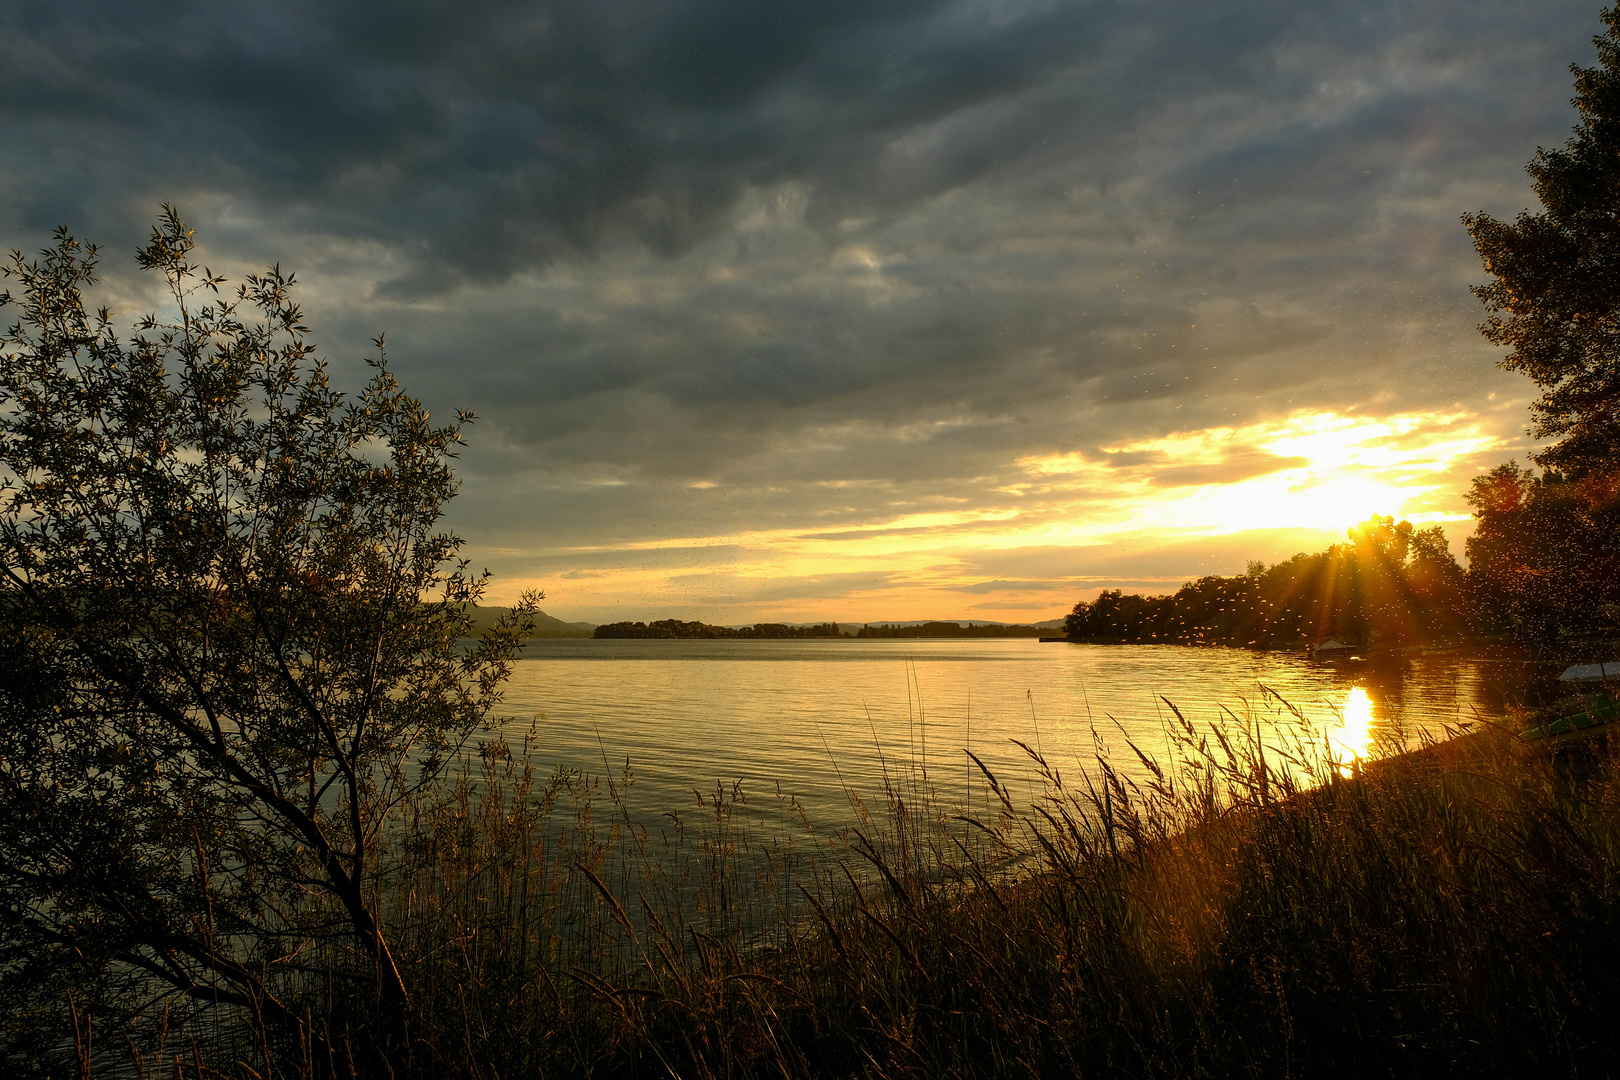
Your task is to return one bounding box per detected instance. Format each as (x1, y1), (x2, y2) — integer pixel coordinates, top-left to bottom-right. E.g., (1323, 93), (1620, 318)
(591, 618), (1059, 640)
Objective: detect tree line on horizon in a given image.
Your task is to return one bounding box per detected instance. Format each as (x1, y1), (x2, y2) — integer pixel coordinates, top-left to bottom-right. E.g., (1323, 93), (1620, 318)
(594, 619), (847, 638)
(853, 620), (1049, 638)
(1064, 462), (1620, 648)
(591, 618), (1052, 639)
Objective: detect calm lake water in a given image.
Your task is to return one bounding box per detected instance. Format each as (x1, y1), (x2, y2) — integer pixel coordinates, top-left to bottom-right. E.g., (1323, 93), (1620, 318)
(491, 639), (1506, 832)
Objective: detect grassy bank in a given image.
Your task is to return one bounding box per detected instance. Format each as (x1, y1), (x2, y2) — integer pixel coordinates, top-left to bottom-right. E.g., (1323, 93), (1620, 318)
(73, 704), (1620, 1078)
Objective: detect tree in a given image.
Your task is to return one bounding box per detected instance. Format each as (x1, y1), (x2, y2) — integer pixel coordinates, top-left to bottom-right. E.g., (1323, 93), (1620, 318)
(1059, 517), (1468, 649)
(1463, 462), (1616, 638)
(1463, 7), (1620, 483)
(0, 210), (537, 1068)
(1403, 524), (1466, 619)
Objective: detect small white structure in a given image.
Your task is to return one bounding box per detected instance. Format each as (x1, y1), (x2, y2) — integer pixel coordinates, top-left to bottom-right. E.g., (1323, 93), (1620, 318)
(1558, 661), (1620, 682)
(1312, 638), (1356, 656)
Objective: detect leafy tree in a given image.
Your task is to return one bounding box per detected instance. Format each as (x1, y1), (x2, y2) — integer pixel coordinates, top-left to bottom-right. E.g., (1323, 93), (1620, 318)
(1466, 461), (1535, 515)
(1463, 7), (1620, 482)
(1463, 462), (1615, 638)
(1403, 524), (1467, 626)
(1061, 516), (1466, 648)
(0, 210), (537, 1068)
(1462, 9), (1620, 639)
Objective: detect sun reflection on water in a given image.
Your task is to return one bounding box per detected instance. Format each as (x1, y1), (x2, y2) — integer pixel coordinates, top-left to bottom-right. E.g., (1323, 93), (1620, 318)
(1330, 686), (1375, 776)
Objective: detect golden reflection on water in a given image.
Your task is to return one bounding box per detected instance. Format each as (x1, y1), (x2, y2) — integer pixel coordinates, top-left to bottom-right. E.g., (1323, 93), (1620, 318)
(1329, 686), (1375, 776)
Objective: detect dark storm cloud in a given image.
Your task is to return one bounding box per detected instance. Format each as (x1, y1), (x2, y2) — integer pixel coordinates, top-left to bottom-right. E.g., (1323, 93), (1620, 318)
(4, 0), (1103, 277)
(0, 0), (1606, 613)
(5, 1), (1590, 281)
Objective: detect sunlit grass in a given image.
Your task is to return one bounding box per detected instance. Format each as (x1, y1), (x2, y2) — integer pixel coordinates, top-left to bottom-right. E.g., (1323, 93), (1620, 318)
(93, 690), (1620, 1079)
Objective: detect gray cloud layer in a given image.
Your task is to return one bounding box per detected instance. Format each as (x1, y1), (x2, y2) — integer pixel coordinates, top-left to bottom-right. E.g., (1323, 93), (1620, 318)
(1, 0), (1605, 609)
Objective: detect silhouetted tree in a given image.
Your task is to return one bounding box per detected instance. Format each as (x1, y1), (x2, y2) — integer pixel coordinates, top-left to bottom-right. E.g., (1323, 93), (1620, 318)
(0, 211), (537, 1068)
(1061, 515), (1465, 648)
(1463, 462), (1617, 638)
(1459, 10), (1620, 639)
(1464, 7), (1620, 485)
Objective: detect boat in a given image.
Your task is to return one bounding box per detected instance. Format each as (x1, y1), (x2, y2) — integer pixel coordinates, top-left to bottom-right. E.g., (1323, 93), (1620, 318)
(1310, 637), (1358, 659)
(1557, 660), (1620, 682)
(1519, 690), (1619, 743)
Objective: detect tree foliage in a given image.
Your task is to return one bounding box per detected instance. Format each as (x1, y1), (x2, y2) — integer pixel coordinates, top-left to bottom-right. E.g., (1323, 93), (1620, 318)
(1463, 7), (1620, 482)
(1459, 8), (1620, 637)
(1063, 515), (1466, 648)
(0, 210), (536, 1067)
(1463, 462), (1620, 637)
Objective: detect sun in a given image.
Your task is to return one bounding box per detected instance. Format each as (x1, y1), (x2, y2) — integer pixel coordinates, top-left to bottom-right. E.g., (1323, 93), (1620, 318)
(1274, 475), (1412, 534)
(1125, 467), (1414, 537)
(1044, 409), (1496, 540)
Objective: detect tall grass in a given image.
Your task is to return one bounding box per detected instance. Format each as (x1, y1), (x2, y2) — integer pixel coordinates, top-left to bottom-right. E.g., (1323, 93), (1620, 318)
(83, 696), (1620, 1077)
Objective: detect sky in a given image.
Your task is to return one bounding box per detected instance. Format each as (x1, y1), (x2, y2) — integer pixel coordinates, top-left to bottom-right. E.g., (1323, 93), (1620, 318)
(1, 0), (1607, 625)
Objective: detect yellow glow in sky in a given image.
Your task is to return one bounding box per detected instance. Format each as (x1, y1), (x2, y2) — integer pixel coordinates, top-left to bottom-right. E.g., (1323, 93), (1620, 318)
(1019, 409), (1498, 537)
(497, 408), (1509, 622)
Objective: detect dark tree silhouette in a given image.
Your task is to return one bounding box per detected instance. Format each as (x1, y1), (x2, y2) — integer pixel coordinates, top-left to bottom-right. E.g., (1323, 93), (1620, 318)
(1462, 8), (1620, 634)
(1463, 7), (1620, 482)
(1062, 515), (1466, 649)
(0, 210), (537, 1067)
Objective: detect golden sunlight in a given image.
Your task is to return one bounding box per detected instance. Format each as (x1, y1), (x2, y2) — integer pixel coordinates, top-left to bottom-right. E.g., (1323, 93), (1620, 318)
(1329, 685), (1375, 776)
(495, 409), (1504, 619)
(1019, 409), (1499, 537)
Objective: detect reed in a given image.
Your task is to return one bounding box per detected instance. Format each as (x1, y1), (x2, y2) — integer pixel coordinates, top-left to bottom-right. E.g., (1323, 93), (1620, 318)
(79, 697), (1620, 1077)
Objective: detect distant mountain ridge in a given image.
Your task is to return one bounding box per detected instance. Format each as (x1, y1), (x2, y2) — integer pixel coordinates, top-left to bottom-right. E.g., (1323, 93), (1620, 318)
(468, 605), (596, 638)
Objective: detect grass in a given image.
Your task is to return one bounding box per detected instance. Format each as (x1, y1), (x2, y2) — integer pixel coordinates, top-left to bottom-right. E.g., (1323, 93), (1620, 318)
(70, 693), (1620, 1078)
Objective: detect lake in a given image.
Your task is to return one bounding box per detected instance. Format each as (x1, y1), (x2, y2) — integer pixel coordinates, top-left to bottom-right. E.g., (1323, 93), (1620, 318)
(491, 639), (1507, 833)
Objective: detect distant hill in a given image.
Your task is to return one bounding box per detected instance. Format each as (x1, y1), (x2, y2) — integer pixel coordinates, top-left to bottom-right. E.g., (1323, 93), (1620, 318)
(467, 605), (596, 638)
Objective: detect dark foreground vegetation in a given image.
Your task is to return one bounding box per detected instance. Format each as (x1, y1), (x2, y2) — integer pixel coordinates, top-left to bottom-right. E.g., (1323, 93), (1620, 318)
(35, 700), (1620, 1079)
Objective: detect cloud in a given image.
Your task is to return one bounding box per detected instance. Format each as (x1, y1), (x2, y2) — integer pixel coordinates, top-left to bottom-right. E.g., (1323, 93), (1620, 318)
(1149, 452), (1311, 488)
(661, 569), (906, 603)
(945, 579), (1070, 594)
(0, 0), (1597, 618)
